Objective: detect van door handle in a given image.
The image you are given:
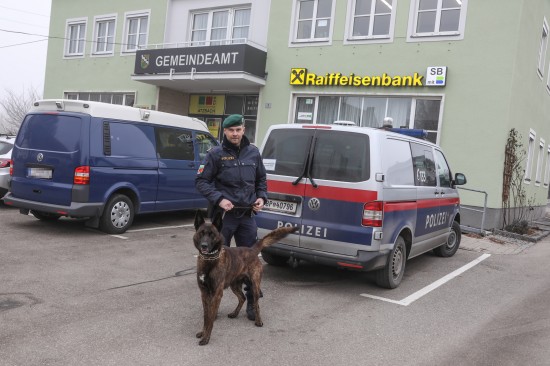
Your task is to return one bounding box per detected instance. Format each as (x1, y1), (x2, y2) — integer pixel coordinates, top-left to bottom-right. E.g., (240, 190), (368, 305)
(188, 162), (195, 168)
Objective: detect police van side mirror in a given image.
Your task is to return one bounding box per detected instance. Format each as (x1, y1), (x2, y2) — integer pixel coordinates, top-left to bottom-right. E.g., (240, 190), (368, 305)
(453, 173), (467, 186)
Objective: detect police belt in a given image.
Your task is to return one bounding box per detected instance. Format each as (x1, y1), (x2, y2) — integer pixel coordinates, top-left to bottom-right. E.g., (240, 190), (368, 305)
(227, 207), (254, 217)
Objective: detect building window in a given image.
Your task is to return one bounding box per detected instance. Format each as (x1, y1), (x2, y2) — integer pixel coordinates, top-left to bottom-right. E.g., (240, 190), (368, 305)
(65, 18), (87, 57)
(292, 95), (442, 144)
(346, 0), (396, 42)
(407, 0), (468, 42)
(538, 19), (549, 78)
(123, 11), (149, 52)
(291, 0), (334, 45)
(525, 130), (536, 183)
(93, 15), (116, 55)
(190, 7), (251, 46)
(544, 146), (550, 187)
(65, 92), (135, 106)
(536, 139), (545, 185)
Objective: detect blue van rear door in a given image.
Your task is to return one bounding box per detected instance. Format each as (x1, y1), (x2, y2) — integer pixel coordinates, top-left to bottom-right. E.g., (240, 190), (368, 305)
(11, 113), (85, 206)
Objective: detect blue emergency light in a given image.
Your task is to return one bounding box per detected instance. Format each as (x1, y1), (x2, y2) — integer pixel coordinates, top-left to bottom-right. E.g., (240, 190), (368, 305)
(389, 128), (428, 139)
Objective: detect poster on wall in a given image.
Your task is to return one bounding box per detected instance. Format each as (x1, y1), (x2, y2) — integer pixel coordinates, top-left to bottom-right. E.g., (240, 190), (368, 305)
(189, 95), (226, 115)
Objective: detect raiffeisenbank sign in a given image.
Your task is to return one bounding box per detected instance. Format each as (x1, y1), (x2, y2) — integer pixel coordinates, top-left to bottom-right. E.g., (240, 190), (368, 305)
(290, 67), (446, 87)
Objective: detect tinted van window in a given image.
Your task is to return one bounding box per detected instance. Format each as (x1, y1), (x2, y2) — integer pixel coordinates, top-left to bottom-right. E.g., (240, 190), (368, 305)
(110, 122), (156, 158)
(18, 114), (82, 152)
(262, 129), (313, 176)
(410, 142), (436, 186)
(155, 127), (194, 160)
(311, 131), (370, 182)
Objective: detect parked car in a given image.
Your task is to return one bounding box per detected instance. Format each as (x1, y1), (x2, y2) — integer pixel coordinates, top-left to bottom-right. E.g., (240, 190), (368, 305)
(4, 100), (219, 233)
(256, 123), (467, 289)
(0, 134), (15, 199)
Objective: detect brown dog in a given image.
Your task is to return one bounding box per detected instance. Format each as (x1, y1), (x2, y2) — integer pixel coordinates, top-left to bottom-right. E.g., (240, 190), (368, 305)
(193, 210), (296, 346)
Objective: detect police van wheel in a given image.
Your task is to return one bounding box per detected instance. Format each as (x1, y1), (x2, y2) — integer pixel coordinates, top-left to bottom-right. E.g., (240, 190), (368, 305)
(99, 194), (134, 234)
(261, 250), (289, 266)
(375, 236), (406, 289)
(433, 221), (461, 257)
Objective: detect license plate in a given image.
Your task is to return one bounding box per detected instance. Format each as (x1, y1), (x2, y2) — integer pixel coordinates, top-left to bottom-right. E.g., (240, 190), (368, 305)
(28, 167), (52, 179)
(264, 199), (297, 214)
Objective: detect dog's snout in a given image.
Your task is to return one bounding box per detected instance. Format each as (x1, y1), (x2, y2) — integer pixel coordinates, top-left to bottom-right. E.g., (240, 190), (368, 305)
(200, 241), (209, 250)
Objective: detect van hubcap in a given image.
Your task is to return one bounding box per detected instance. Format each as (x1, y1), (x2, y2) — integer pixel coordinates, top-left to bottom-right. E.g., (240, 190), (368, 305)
(110, 201), (130, 228)
(392, 247), (404, 277)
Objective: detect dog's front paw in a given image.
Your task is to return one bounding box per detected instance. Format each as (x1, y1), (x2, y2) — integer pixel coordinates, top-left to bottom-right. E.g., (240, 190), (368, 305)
(254, 320), (263, 327)
(198, 338), (210, 346)
(228, 311), (239, 318)
(196, 331), (203, 338)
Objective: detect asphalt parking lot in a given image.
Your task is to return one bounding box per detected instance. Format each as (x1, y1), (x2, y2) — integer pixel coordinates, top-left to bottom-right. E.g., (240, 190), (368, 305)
(1, 204), (549, 366)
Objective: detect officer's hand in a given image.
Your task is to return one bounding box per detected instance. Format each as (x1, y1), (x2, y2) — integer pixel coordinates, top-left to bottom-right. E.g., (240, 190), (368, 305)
(252, 198), (264, 212)
(219, 199), (234, 211)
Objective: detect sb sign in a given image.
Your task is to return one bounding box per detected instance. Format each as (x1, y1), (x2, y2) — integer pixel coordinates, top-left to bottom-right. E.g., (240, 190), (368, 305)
(426, 66), (447, 86)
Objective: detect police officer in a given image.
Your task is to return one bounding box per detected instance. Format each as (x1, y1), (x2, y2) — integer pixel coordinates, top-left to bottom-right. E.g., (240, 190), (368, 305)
(195, 114), (267, 320)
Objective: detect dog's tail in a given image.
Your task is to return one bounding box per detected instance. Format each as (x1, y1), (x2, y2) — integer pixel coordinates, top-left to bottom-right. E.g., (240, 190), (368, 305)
(252, 226), (298, 254)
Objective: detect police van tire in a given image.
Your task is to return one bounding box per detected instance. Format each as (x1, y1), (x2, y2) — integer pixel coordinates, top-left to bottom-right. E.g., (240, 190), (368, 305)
(261, 250), (289, 266)
(99, 194), (134, 234)
(433, 221), (461, 257)
(31, 210), (61, 221)
(375, 236), (406, 289)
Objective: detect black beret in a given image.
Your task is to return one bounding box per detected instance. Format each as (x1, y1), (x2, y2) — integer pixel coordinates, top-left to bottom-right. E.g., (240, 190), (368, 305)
(222, 114), (244, 128)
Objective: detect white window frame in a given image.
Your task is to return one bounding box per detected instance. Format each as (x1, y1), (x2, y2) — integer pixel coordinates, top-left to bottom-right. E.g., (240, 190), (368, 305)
(525, 129), (536, 183)
(64, 91), (136, 106)
(535, 138), (545, 185)
(406, 0), (468, 42)
(544, 145), (550, 187)
(64, 17), (87, 58)
(92, 14), (117, 56)
(344, 0), (397, 45)
(289, 0), (336, 47)
(122, 10), (150, 53)
(189, 7), (251, 46)
(538, 18), (549, 79)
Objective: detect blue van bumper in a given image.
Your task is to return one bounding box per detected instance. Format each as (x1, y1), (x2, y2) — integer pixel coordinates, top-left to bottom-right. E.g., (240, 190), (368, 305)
(3, 192), (103, 218)
(262, 243), (390, 272)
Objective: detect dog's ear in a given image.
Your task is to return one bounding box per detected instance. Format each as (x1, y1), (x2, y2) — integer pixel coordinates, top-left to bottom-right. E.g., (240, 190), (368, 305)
(212, 211), (223, 232)
(194, 210), (206, 230)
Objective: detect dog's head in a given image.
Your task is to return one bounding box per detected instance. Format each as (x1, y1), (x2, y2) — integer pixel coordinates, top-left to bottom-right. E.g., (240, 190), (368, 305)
(193, 210), (224, 256)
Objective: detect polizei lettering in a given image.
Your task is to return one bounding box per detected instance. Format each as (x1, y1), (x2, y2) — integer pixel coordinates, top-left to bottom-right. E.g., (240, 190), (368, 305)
(425, 212), (449, 229)
(277, 221), (328, 238)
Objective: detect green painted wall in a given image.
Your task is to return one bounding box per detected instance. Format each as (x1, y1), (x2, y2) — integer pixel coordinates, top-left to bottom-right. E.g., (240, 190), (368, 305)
(44, 0), (167, 107)
(260, 0), (550, 211)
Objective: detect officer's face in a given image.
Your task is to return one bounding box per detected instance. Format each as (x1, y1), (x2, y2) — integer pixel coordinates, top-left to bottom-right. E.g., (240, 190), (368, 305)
(224, 125), (245, 146)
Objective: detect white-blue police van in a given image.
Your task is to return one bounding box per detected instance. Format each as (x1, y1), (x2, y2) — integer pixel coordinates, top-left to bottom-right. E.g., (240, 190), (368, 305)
(4, 100), (219, 234)
(256, 123), (466, 288)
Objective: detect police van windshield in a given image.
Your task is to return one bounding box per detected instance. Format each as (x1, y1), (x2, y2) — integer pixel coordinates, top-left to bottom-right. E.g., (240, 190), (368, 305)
(262, 129), (370, 182)
(17, 114), (82, 153)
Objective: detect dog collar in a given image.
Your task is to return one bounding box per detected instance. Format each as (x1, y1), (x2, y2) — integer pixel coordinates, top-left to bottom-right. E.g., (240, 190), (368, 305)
(199, 248), (222, 261)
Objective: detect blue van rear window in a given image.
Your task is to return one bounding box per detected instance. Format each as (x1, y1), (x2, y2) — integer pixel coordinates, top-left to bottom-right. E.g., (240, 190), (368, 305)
(18, 114), (82, 152)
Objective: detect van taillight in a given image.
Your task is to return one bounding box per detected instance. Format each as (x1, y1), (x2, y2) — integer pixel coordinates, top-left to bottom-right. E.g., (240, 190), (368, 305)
(362, 201), (383, 227)
(74, 166), (90, 185)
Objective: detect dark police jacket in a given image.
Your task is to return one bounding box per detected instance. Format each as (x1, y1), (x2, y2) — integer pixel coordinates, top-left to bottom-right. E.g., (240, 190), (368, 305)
(195, 135), (268, 211)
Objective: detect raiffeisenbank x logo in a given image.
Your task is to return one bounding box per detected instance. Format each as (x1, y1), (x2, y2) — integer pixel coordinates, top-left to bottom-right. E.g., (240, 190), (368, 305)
(289, 68), (424, 87)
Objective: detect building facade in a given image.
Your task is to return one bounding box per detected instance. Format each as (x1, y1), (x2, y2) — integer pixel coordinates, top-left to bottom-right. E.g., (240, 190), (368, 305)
(43, 0), (550, 230)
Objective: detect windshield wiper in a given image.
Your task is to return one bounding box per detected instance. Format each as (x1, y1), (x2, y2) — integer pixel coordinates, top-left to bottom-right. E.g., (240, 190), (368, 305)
(292, 135), (313, 185)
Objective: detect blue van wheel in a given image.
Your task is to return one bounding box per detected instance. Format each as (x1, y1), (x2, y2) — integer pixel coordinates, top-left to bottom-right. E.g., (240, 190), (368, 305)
(433, 221), (461, 257)
(99, 194), (135, 234)
(375, 236), (407, 289)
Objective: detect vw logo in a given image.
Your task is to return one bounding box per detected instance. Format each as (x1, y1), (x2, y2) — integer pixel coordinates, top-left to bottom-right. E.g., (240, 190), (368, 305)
(36, 153), (44, 162)
(308, 197), (321, 211)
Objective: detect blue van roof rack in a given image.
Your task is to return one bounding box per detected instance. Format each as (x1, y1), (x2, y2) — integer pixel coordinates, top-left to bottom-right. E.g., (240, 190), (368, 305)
(389, 128), (428, 140)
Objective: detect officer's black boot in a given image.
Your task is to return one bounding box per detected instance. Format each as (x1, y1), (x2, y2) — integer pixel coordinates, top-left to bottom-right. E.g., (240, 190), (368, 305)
(245, 289), (255, 321)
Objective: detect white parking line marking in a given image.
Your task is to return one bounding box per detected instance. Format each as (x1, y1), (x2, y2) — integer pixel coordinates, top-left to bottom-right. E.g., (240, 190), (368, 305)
(127, 224), (193, 233)
(111, 235), (128, 240)
(360, 253), (491, 306)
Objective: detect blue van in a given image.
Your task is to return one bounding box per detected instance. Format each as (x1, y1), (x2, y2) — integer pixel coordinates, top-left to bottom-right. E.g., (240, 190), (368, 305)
(4, 100), (219, 234)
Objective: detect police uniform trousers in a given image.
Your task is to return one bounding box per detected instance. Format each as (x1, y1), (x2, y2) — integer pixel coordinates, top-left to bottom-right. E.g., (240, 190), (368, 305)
(221, 209), (258, 247)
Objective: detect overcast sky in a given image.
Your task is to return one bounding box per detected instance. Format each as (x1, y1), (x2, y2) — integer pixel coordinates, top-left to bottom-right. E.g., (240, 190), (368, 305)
(0, 1), (52, 101)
